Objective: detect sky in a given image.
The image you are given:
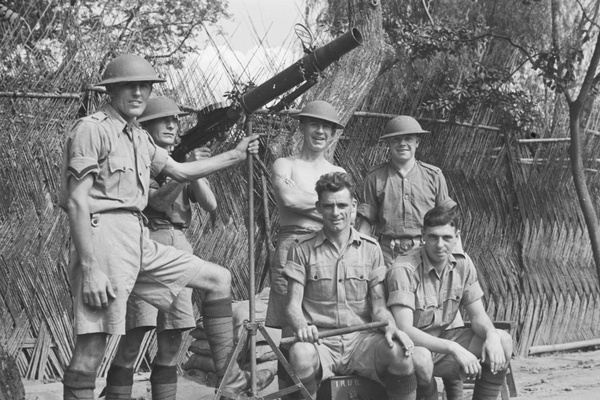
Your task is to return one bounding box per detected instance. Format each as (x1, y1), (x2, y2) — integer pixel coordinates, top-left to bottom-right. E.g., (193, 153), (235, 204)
(188, 0), (311, 101)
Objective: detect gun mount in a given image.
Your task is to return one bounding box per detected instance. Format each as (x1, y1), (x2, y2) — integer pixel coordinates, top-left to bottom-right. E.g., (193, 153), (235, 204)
(170, 27), (363, 162)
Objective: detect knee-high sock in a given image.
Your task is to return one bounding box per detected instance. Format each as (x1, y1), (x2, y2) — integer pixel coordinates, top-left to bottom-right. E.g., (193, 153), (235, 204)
(103, 365), (133, 400)
(150, 364), (178, 400)
(202, 297), (234, 378)
(472, 363), (508, 400)
(442, 378), (464, 400)
(300, 372), (318, 397)
(384, 372), (418, 400)
(63, 368), (96, 400)
(416, 377), (438, 400)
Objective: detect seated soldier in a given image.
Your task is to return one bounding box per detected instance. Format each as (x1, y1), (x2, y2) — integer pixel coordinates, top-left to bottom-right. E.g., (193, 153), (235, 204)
(284, 172), (418, 400)
(386, 206), (513, 400)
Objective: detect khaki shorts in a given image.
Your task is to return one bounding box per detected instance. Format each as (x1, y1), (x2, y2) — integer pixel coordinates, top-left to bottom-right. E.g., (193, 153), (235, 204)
(315, 331), (386, 384)
(69, 211), (204, 335)
(126, 228), (196, 332)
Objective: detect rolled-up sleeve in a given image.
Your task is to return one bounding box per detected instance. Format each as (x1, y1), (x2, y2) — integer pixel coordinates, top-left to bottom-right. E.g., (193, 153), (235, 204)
(357, 174), (378, 223)
(461, 255), (483, 305)
(150, 146), (169, 178)
(282, 244), (306, 285)
(435, 172), (457, 209)
(368, 246), (386, 288)
(385, 266), (417, 310)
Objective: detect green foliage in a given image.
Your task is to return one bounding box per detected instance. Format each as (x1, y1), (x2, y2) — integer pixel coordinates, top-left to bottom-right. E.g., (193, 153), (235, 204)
(2, 0), (229, 72)
(384, 12), (541, 129)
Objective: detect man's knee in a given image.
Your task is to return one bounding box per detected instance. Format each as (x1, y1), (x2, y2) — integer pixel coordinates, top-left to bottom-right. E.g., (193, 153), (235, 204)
(289, 343), (319, 377)
(155, 329), (183, 363)
(411, 347), (433, 382)
(378, 340), (413, 374)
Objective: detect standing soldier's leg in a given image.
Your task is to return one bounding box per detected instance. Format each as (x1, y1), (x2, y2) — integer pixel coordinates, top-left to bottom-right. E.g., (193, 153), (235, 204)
(64, 333), (107, 400)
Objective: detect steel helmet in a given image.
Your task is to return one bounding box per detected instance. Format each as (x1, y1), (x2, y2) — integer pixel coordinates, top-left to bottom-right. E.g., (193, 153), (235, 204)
(294, 100), (344, 129)
(379, 116), (429, 140)
(137, 96), (188, 123)
(97, 54), (166, 86)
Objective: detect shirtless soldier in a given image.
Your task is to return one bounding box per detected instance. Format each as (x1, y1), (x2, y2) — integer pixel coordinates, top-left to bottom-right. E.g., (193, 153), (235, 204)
(264, 100), (346, 390)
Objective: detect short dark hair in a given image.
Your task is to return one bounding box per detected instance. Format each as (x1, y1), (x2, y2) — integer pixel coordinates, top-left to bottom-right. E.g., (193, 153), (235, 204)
(423, 206), (460, 230)
(315, 172), (355, 199)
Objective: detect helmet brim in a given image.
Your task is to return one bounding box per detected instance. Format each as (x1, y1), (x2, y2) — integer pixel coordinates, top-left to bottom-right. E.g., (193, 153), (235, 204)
(293, 113), (345, 130)
(97, 76), (167, 86)
(379, 130), (429, 140)
(137, 110), (189, 123)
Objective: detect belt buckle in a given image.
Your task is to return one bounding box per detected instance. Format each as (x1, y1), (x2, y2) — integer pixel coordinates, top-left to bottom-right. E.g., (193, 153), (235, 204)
(395, 238), (414, 253)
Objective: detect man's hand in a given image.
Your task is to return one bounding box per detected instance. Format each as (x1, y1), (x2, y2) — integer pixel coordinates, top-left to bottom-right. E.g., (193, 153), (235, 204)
(450, 342), (482, 380)
(82, 266), (116, 309)
(234, 135), (260, 160)
(481, 332), (507, 374)
(295, 325), (321, 344)
(186, 147), (212, 162)
(384, 325), (414, 357)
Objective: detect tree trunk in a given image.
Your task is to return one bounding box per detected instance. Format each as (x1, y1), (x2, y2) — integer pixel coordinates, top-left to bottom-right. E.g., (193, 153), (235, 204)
(568, 33), (600, 285)
(267, 0), (387, 161)
(0, 347), (25, 400)
(307, 0), (387, 161)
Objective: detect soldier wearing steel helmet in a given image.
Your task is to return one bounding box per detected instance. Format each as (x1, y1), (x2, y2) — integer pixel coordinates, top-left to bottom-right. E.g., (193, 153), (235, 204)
(357, 116), (457, 266)
(264, 100), (346, 392)
(101, 96), (221, 400)
(357, 115), (463, 400)
(58, 54), (272, 400)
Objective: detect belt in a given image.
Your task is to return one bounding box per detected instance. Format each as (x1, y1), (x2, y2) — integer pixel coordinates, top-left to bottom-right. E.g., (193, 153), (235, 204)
(379, 235), (422, 254)
(146, 219), (186, 231)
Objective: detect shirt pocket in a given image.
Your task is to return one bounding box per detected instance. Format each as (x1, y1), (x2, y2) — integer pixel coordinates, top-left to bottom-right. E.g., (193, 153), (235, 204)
(414, 294), (438, 329)
(306, 263), (334, 301)
(441, 287), (462, 327)
(107, 156), (137, 199)
(344, 264), (369, 302)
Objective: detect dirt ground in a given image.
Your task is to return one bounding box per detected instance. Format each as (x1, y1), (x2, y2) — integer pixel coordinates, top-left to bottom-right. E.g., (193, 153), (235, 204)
(23, 348), (600, 400)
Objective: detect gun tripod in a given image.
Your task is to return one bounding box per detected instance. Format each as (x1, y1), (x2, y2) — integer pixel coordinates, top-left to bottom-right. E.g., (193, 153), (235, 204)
(213, 118), (312, 400)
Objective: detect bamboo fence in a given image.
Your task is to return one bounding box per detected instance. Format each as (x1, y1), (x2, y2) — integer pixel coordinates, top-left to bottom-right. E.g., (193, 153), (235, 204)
(1, 2), (599, 385)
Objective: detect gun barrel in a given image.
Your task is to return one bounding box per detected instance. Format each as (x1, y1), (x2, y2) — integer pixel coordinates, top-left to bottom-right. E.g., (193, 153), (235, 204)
(239, 28), (363, 114)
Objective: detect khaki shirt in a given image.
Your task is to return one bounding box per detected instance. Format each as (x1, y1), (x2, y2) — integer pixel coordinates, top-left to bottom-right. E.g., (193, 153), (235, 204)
(385, 247), (483, 337)
(283, 227), (386, 329)
(357, 161), (456, 238)
(58, 104), (169, 213)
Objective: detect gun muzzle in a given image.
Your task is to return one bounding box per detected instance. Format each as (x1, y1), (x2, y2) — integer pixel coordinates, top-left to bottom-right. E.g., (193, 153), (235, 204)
(239, 28), (363, 114)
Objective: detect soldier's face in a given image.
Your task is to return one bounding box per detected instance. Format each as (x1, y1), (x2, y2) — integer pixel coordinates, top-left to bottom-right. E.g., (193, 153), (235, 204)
(422, 224), (458, 266)
(108, 81), (152, 122)
(300, 117), (334, 152)
(316, 188), (357, 235)
(387, 134), (420, 163)
(144, 116), (179, 148)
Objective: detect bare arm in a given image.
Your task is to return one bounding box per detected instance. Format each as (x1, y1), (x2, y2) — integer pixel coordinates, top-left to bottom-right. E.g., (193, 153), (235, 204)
(187, 148), (217, 212)
(465, 299), (506, 372)
(369, 283), (413, 354)
(357, 216), (373, 236)
(391, 304), (482, 379)
(161, 135), (259, 182)
(66, 175), (115, 309)
(271, 158), (322, 222)
(286, 279), (320, 343)
(148, 180), (185, 212)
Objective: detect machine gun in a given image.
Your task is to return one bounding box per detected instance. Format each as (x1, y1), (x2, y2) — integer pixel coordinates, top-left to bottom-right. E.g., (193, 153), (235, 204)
(170, 26), (363, 162)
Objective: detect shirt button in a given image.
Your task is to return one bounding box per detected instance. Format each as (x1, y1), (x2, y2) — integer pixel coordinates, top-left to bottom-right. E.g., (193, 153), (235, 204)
(338, 279), (343, 283)
(404, 195), (409, 200)
(360, 275), (364, 279)
(314, 275), (318, 279)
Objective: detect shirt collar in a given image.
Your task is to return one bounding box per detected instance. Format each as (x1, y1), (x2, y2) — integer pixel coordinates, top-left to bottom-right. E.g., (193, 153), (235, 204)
(315, 226), (362, 248)
(103, 103), (141, 139)
(420, 246), (457, 275)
